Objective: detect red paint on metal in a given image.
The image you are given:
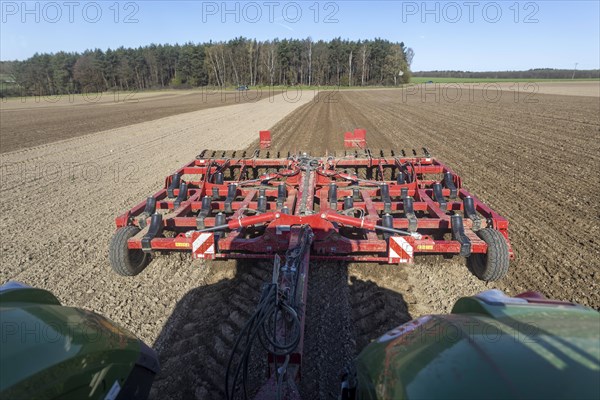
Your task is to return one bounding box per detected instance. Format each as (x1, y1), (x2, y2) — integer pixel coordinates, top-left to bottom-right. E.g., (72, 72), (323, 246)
(260, 130), (272, 149)
(115, 131), (512, 263)
(343, 128), (367, 148)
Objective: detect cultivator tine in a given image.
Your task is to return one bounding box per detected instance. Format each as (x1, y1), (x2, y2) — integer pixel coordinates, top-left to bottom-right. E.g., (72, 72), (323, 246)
(214, 171), (224, 184)
(344, 195), (354, 210)
(277, 183), (287, 208)
(432, 183), (447, 211)
(423, 147), (431, 157)
(401, 187), (409, 199)
(257, 195), (267, 213)
(443, 172), (458, 199)
(381, 183), (391, 214)
(403, 196), (418, 232)
(224, 184), (237, 213)
(381, 213), (393, 240)
(463, 196), (482, 231)
(138, 197), (157, 228)
(196, 196), (212, 229)
(397, 170), (407, 184)
(173, 182), (188, 209)
(167, 173), (181, 198)
(142, 213), (163, 253)
(451, 215), (471, 257)
(328, 183), (338, 209)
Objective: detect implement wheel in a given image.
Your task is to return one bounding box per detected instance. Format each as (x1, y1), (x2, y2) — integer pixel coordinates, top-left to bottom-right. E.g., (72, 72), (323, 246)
(467, 228), (510, 282)
(109, 226), (150, 276)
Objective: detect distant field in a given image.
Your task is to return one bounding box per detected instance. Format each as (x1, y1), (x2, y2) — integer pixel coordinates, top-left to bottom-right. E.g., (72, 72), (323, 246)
(411, 77), (600, 83)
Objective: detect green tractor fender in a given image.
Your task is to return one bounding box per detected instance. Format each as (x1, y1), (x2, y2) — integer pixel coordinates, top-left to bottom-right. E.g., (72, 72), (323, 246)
(1, 282), (159, 400)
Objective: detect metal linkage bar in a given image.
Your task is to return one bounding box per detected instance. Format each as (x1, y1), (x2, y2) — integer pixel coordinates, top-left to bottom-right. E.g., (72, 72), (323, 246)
(225, 226), (313, 400)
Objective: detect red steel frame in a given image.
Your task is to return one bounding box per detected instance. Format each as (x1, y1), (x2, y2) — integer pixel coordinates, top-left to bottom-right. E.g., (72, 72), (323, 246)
(115, 149), (513, 262)
(113, 134), (513, 397)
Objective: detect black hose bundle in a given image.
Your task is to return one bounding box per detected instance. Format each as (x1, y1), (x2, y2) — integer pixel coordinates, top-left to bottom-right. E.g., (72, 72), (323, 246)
(225, 283), (301, 400)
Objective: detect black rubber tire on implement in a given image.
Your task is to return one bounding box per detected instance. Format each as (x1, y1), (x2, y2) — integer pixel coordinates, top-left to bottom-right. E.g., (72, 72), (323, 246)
(109, 226), (150, 276)
(467, 228), (510, 282)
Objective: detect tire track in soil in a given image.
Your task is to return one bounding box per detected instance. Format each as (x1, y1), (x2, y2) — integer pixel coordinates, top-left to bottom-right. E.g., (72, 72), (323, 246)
(151, 260), (272, 400)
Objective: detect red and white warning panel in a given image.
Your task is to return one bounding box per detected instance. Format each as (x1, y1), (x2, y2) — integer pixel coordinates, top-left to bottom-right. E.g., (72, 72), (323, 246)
(388, 236), (414, 264)
(191, 232), (215, 260)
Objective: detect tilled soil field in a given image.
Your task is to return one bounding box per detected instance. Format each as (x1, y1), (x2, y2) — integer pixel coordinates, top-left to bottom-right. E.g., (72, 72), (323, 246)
(0, 89), (281, 152)
(151, 87), (600, 399)
(1, 85), (599, 399)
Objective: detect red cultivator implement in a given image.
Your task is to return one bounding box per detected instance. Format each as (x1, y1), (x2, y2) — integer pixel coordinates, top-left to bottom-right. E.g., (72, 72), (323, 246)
(110, 129), (513, 398)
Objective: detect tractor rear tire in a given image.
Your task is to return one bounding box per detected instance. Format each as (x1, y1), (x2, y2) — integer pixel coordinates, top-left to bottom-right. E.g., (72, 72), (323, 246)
(467, 228), (509, 282)
(109, 226), (150, 276)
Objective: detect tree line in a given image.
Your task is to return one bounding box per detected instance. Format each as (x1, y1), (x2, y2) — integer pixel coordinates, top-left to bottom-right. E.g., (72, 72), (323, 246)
(412, 69), (600, 80)
(0, 37), (413, 97)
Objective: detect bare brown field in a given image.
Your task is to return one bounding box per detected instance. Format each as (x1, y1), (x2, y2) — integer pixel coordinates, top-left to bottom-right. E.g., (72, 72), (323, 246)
(1, 86), (599, 399)
(517, 80), (600, 97)
(0, 89), (281, 152)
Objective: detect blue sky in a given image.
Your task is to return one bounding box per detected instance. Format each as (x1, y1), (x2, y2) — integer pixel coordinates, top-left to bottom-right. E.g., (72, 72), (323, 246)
(1, 1), (599, 71)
